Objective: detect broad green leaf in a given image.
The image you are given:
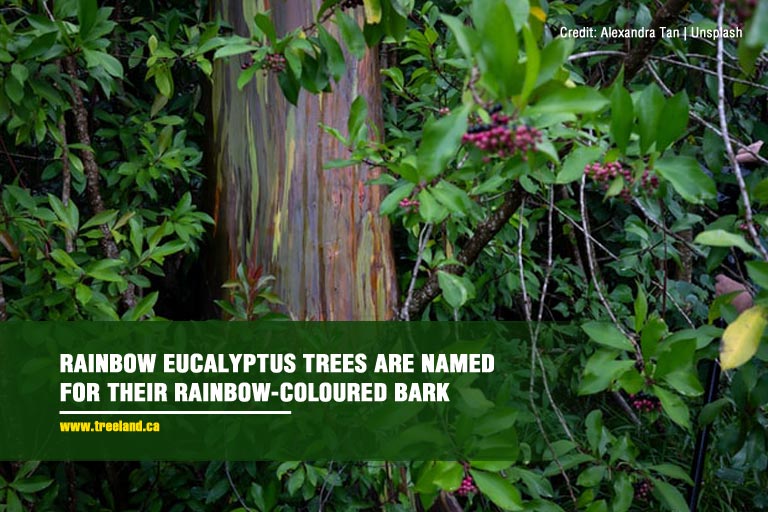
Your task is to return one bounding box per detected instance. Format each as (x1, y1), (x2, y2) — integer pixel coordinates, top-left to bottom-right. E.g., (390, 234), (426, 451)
(579, 350), (636, 395)
(417, 105), (469, 179)
(744, 0), (768, 48)
(431, 461), (463, 491)
(50, 249), (79, 271)
(417, 189), (448, 223)
(430, 180), (473, 214)
(9, 476), (52, 493)
(77, 0), (98, 40)
(529, 86), (608, 115)
(610, 84), (633, 153)
(469, 469), (524, 511)
(83, 49), (124, 78)
(654, 156), (716, 204)
(123, 291), (159, 320)
(441, 14), (477, 59)
(612, 473), (633, 512)
(318, 26), (346, 82)
(81, 209), (118, 230)
(720, 305), (768, 370)
(647, 464), (694, 486)
(694, 229), (759, 256)
(475, 0), (521, 98)
(535, 37), (573, 88)
(75, 283), (93, 305)
(85, 259), (125, 283)
(336, 11), (366, 59)
(6, 489), (21, 512)
(653, 385), (690, 430)
(634, 285), (647, 332)
(582, 321), (634, 351)
(650, 478), (689, 512)
(519, 25), (540, 106)
(437, 271), (474, 309)
(557, 145), (602, 184)
(347, 96), (368, 144)
(254, 12), (277, 44)
(577, 465), (606, 487)
(380, 183), (415, 215)
(656, 91), (688, 151)
(213, 44), (254, 59)
(585, 409), (603, 454)
(636, 84), (665, 153)
(237, 65), (258, 91)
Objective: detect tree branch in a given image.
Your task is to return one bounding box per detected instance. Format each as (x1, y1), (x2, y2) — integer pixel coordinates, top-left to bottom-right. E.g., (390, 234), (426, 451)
(63, 55), (137, 308)
(404, 186), (523, 319)
(621, 0), (689, 83)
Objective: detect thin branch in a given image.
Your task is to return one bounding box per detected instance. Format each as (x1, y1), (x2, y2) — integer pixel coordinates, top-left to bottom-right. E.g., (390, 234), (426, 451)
(399, 223), (433, 321)
(224, 462), (252, 512)
(650, 55), (768, 93)
(620, 0), (690, 82)
(716, 4), (768, 261)
(404, 187), (523, 319)
(0, 277), (6, 322)
(569, 50), (626, 61)
(579, 176), (644, 368)
(58, 104), (74, 253)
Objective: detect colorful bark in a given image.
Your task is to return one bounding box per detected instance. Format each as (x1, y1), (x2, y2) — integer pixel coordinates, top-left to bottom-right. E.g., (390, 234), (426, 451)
(207, 0), (397, 320)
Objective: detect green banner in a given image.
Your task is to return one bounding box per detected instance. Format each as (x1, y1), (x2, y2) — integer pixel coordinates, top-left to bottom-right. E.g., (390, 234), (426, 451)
(0, 322), (537, 460)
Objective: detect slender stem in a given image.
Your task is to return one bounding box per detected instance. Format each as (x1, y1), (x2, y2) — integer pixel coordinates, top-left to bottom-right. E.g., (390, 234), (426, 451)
(399, 223), (433, 321)
(715, 4), (768, 261)
(224, 462), (252, 512)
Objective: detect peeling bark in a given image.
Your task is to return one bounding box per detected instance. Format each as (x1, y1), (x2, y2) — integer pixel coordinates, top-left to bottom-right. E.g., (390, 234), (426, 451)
(207, 1), (397, 320)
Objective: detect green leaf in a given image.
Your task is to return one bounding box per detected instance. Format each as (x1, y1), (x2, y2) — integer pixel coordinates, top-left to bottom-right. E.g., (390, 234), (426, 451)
(475, 0), (520, 98)
(417, 189), (448, 223)
(417, 105), (469, 179)
(634, 285), (647, 332)
(582, 321), (634, 351)
(336, 11), (366, 59)
(10, 476), (53, 493)
(610, 84), (633, 153)
(380, 184), (415, 215)
(441, 14), (477, 59)
(576, 465), (606, 487)
(437, 271), (474, 309)
(6, 489), (21, 512)
(585, 409), (603, 454)
(647, 464), (694, 486)
(744, 0), (768, 48)
(75, 283), (93, 305)
(277, 67), (300, 105)
(431, 462), (463, 491)
(656, 91), (688, 151)
(612, 473), (633, 512)
(519, 25), (540, 106)
(650, 478), (689, 512)
(254, 12), (277, 44)
(747, 260), (768, 289)
(11, 63), (28, 84)
(318, 26), (346, 82)
(50, 249), (79, 271)
(579, 350), (636, 395)
(469, 470), (523, 511)
(557, 144), (602, 184)
(83, 49), (124, 78)
(123, 292), (159, 320)
(237, 65), (258, 91)
(347, 96), (368, 144)
(213, 44), (254, 59)
(529, 86), (609, 115)
(536, 37), (573, 88)
(636, 84), (665, 153)
(430, 180), (473, 214)
(653, 385), (690, 430)
(77, 0), (98, 40)
(155, 66), (173, 98)
(85, 259), (125, 283)
(694, 229), (759, 256)
(654, 155), (716, 204)
(81, 209), (118, 230)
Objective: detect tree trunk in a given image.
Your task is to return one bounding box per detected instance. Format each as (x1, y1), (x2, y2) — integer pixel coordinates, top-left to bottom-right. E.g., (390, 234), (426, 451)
(206, 0), (397, 320)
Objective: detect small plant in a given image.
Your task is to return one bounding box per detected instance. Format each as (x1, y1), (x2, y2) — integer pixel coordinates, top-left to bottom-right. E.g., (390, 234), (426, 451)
(215, 262), (283, 320)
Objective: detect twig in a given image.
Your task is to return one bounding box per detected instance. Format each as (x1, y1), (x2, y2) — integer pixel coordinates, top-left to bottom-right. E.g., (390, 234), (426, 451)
(612, 391), (641, 426)
(580, 176), (644, 368)
(57, 100), (74, 253)
(0, 278), (6, 321)
(569, 50), (626, 61)
(650, 55), (768, 93)
(224, 462), (252, 512)
(399, 223), (433, 321)
(716, 4), (768, 261)
(404, 187), (523, 318)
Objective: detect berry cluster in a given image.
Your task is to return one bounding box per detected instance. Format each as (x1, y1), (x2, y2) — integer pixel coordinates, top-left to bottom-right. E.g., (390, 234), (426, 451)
(584, 161), (659, 201)
(462, 112), (541, 161)
(263, 52), (286, 73)
(399, 197), (420, 212)
(340, 0), (364, 9)
(633, 479), (653, 501)
(437, 107), (451, 116)
(710, 0), (756, 27)
(629, 392), (661, 413)
(455, 476), (478, 496)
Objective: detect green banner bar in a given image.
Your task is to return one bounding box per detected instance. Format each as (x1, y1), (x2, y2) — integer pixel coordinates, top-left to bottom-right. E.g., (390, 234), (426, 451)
(0, 322), (534, 460)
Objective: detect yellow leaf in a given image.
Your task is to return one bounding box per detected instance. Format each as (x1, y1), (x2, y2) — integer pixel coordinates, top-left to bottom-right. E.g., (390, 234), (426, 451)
(530, 6), (547, 22)
(720, 305), (768, 370)
(363, 0), (382, 24)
